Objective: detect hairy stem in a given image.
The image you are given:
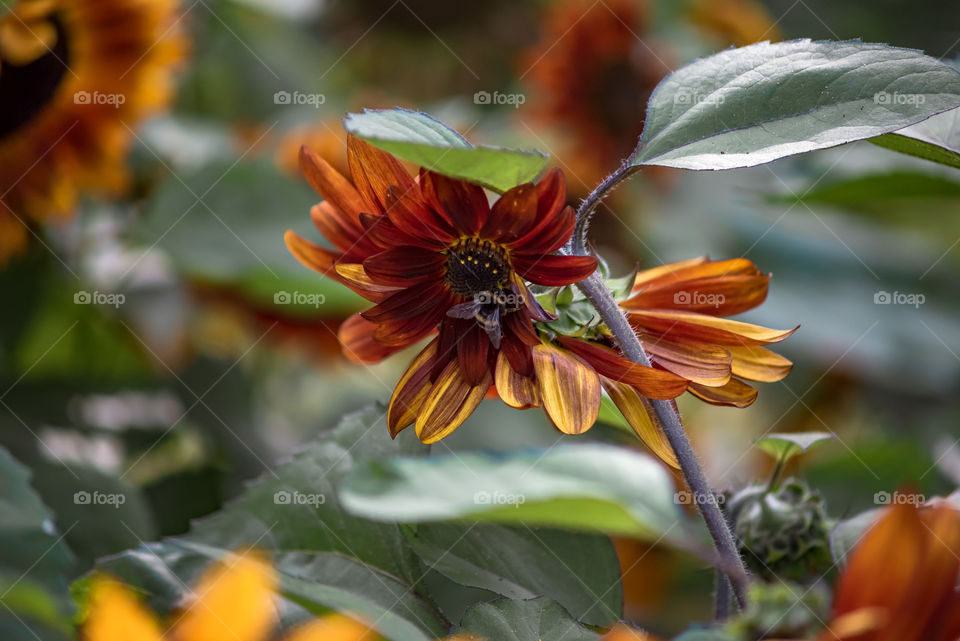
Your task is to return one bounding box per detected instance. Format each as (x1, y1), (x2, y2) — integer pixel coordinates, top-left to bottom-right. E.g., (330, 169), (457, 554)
(566, 166), (750, 610)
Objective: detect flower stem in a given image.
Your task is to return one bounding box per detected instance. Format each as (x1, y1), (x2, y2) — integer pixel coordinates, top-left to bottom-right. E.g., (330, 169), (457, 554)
(565, 166), (750, 611)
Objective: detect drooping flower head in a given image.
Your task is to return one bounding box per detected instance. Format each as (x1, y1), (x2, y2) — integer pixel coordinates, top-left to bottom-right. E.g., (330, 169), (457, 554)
(0, 0), (184, 264)
(285, 135), (599, 442)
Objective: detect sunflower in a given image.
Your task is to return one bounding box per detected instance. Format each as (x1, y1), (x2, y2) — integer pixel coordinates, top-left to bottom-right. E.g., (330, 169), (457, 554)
(794, 499), (960, 641)
(620, 257), (797, 408)
(287, 136), (629, 442)
(0, 0), (183, 265)
(521, 0), (672, 187)
(82, 550), (382, 641)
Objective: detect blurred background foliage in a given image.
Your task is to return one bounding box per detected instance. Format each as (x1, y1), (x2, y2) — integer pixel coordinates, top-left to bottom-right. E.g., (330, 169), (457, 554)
(1, 0), (959, 637)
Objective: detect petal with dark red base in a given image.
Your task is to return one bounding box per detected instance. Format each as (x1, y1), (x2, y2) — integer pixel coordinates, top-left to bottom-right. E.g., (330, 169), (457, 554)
(338, 314), (406, 364)
(416, 359), (490, 443)
(532, 343), (601, 435)
(363, 246), (446, 287)
(481, 182), (538, 240)
(509, 205), (576, 255)
(347, 134), (417, 214)
(495, 352), (539, 409)
(421, 171), (489, 235)
(457, 323), (490, 386)
(641, 336), (732, 387)
(513, 254), (598, 287)
(388, 340), (437, 436)
(557, 337), (687, 399)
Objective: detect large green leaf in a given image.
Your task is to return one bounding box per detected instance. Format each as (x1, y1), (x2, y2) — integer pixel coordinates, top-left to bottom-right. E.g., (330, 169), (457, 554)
(634, 40), (960, 170)
(0, 447), (75, 641)
(457, 597), (600, 641)
(92, 406), (449, 641)
(344, 109), (548, 192)
(136, 159), (364, 317)
(405, 523), (622, 626)
(341, 444), (698, 544)
(870, 106), (960, 169)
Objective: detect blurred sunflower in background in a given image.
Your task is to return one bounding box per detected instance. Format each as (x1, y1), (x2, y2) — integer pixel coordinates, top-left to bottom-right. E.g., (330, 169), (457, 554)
(520, 0), (672, 190)
(0, 0), (183, 265)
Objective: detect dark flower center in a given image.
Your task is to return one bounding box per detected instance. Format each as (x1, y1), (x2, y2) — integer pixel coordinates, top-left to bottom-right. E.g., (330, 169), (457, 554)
(444, 237), (511, 298)
(0, 13), (70, 140)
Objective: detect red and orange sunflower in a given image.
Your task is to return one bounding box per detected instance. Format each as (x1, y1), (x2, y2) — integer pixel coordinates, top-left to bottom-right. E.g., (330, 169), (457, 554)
(285, 136), (605, 442)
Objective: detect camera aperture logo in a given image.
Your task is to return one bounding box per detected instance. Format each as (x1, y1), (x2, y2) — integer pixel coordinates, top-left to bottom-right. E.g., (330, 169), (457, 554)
(473, 90), (526, 108)
(474, 490), (525, 507)
(74, 290), (125, 309)
(274, 90), (325, 108)
(274, 290), (326, 308)
(873, 290), (925, 308)
(74, 91), (126, 108)
(273, 490), (326, 506)
(74, 490), (126, 508)
(673, 290), (725, 308)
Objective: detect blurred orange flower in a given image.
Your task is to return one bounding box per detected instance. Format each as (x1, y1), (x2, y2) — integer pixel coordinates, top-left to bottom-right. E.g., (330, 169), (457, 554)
(521, 0), (672, 187)
(621, 257), (796, 408)
(814, 500), (960, 641)
(0, 0), (184, 265)
(687, 0), (782, 47)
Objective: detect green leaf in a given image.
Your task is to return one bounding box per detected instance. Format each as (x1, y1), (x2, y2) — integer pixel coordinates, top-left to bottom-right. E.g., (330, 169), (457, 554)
(341, 444), (699, 544)
(634, 40), (960, 170)
(344, 109), (548, 192)
(769, 171), (960, 216)
(457, 597), (601, 641)
(755, 432), (834, 463)
(136, 159), (365, 318)
(405, 524), (621, 626)
(0, 447), (75, 640)
(870, 106), (960, 169)
(91, 406), (449, 641)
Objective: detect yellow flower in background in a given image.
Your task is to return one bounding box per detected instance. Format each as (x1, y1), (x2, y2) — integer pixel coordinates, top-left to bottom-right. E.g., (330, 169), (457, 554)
(0, 0), (184, 265)
(81, 550), (380, 641)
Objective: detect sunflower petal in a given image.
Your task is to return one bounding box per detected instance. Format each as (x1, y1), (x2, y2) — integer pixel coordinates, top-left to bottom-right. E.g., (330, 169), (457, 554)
(641, 336), (732, 387)
(82, 577), (164, 641)
(334, 263), (403, 294)
(601, 377), (679, 468)
(495, 352), (540, 409)
(481, 182), (538, 240)
(557, 337), (687, 399)
(688, 378), (758, 407)
(532, 343), (601, 434)
(415, 359), (490, 443)
(363, 246), (446, 286)
(458, 323), (490, 386)
(388, 339), (437, 436)
(728, 345), (793, 382)
(175, 551), (276, 641)
(299, 145), (367, 221)
(310, 202), (377, 257)
(347, 134), (417, 214)
(632, 256), (709, 290)
(513, 254), (598, 286)
(509, 205), (576, 255)
(284, 230), (338, 276)
(338, 314), (406, 364)
(629, 309), (798, 346)
(421, 171), (490, 234)
(624, 268), (770, 316)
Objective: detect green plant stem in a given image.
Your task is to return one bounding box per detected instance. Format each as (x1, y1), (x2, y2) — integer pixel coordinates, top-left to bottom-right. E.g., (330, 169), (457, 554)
(566, 166), (750, 611)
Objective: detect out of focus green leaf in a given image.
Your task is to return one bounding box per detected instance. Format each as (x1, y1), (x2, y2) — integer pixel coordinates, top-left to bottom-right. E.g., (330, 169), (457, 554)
(870, 106), (960, 169)
(405, 524), (622, 626)
(341, 443), (698, 544)
(634, 40), (960, 170)
(457, 597), (600, 641)
(0, 447), (74, 640)
(755, 432), (834, 463)
(136, 159), (364, 318)
(344, 109), (548, 192)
